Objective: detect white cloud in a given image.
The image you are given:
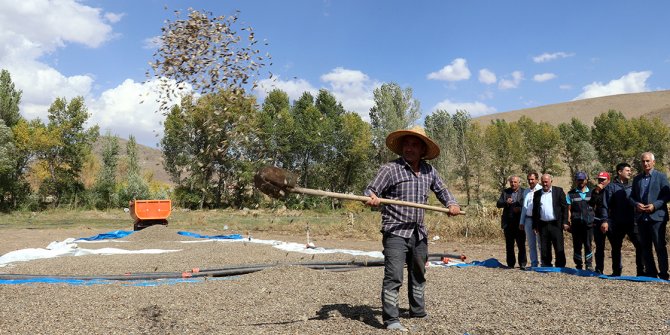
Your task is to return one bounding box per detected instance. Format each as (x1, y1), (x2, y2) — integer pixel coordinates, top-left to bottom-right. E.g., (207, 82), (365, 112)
(0, 0), (119, 129)
(498, 71), (524, 90)
(533, 52), (575, 63)
(533, 73), (556, 82)
(427, 58), (471, 81)
(104, 12), (125, 23)
(431, 99), (497, 117)
(478, 68), (496, 85)
(320, 67), (380, 120)
(559, 84), (572, 90)
(254, 67), (381, 121)
(88, 79), (187, 148)
(574, 71), (652, 100)
(254, 76), (318, 101)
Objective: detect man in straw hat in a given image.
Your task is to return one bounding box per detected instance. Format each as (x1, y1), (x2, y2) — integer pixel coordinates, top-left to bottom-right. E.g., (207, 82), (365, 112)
(364, 125), (460, 331)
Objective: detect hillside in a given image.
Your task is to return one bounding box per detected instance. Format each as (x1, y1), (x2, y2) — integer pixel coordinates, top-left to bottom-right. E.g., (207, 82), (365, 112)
(474, 90), (670, 126)
(92, 137), (172, 186)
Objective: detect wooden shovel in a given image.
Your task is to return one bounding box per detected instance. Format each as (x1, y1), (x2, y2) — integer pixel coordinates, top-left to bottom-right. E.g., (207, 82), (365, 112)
(254, 166), (462, 214)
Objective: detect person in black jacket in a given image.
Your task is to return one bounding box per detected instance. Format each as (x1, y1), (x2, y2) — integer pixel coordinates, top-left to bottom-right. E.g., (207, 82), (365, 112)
(566, 172), (596, 270)
(532, 174), (568, 267)
(589, 171), (610, 274)
(602, 163), (644, 276)
(496, 176), (527, 269)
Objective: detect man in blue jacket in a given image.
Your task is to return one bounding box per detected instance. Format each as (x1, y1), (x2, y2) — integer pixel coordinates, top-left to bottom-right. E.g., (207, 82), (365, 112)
(629, 152), (670, 280)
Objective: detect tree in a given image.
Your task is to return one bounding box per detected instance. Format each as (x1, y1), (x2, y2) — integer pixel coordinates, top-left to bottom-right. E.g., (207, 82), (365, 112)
(591, 110), (637, 171)
(161, 90), (258, 209)
(558, 118), (598, 177)
(484, 119), (524, 190)
(38, 97), (99, 207)
(425, 110), (457, 182)
(0, 69), (22, 128)
(94, 132), (120, 209)
(256, 89), (294, 167)
(629, 116), (670, 169)
(0, 120), (17, 210)
(119, 135), (150, 204)
(148, 8), (269, 112)
(369, 83), (420, 164)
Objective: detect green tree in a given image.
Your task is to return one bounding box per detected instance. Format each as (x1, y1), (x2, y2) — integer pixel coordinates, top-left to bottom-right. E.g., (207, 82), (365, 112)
(256, 89), (294, 167)
(0, 120), (17, 211)
(629, 116), (670, 170)
(558, 118), (598, 177)
(369, 83), (420, 164)
(0, 69), (22, 128)
(591, 110), (637, 171)
(484, 119), (524, 190)
(161, 90), (258, 209)
(119, 135), (150, 204)
(425, 110), (457, 182)
(94, 132), (120, 208)
(38, 97), (99, 207)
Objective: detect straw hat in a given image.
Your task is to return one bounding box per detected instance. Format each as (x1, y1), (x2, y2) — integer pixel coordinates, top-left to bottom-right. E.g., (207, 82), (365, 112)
(385, 125), (440, 160)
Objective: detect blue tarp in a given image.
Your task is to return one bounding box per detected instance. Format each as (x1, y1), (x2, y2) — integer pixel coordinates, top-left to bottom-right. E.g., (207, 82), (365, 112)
(76, 230), (244, 241)
(177, 231), (244, 240)
(77, 230), (134, 241)
(453, 257), (670, 283)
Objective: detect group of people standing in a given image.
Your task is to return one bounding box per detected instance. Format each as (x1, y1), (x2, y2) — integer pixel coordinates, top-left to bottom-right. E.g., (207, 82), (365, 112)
(498, 152), (669, 280)
(361, 125), (668, 331)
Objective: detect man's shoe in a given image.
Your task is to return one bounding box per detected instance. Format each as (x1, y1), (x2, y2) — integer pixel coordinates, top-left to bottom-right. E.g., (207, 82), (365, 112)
(386, 322), (408, 332)
(411, 314), (429, 320)
(519, 266), (526, 270)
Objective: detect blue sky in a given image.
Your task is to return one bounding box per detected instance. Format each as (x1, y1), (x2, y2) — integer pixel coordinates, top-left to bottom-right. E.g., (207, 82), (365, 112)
(1, 0), (668, 147)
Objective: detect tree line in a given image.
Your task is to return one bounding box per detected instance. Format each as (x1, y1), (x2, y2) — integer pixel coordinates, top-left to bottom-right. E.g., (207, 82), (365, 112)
(1, 68), (668, 212)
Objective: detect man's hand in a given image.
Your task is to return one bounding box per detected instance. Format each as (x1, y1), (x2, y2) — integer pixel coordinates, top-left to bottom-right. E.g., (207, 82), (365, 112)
(447, 205), (460, 216)
(600, 222), (609, 233)
(636, 202), (646, 212)
(563, 224), (571, 232)
(519, 224), (524, 231)
(364, 192), (381, 207)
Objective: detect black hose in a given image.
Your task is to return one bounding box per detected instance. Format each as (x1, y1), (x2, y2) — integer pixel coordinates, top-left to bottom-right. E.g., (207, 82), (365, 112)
(0, 253), (463, 283)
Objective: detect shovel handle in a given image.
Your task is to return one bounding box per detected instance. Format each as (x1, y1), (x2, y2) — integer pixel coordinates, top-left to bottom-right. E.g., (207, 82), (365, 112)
(290, 187), (463, 214)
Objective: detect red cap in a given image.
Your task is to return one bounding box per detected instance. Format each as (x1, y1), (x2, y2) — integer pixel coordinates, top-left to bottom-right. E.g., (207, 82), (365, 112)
(597, 171), (610, 180)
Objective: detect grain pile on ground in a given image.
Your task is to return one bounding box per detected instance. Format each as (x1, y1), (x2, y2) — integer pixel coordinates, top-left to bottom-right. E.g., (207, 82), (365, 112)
(1, 227), (669, 334)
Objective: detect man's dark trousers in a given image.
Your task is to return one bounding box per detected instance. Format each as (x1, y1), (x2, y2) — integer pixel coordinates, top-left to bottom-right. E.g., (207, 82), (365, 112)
(570, 220), (593, 269)
(538, 220), (567, 267)
(503, 225), (527, 268)
(608, 222), (644, 276)
(638, 219), (669, 279)
(381, 229), (427, 326)
(593, 220), (607, 273)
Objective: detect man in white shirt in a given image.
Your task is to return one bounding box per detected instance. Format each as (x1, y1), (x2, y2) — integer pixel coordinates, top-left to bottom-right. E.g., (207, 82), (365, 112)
(532, 174), (568, 267)
(520, 172), (542, 268)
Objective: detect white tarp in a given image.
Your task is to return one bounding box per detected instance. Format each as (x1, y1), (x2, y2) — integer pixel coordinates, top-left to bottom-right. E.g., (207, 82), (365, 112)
(0, 238), (180, 267)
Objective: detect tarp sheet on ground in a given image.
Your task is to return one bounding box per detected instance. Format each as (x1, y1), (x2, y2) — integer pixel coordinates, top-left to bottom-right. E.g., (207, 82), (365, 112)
(2, 230), (669, 285)
(0, 238), (180, 268)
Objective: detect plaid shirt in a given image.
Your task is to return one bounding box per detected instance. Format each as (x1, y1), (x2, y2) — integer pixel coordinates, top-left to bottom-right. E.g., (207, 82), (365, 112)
(365, 158), (458, 239)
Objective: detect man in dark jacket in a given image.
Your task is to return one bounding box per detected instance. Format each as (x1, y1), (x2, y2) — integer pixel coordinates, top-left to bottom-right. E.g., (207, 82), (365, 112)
(590, 171), (610, 274)
(496, 176), (527, 269)
(532, 174), (568, 267)
(567, 171), (595, 270)
(629, 152), (669, 279)
(602, 162), (644, 276)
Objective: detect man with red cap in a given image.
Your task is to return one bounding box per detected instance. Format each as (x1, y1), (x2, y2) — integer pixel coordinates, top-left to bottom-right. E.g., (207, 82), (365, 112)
(364, 125), (460, 331)
(589, 171), (611, 274)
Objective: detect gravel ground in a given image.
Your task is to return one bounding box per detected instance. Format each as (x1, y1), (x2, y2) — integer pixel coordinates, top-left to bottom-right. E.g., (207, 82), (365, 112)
(1, 225), (668, 334)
